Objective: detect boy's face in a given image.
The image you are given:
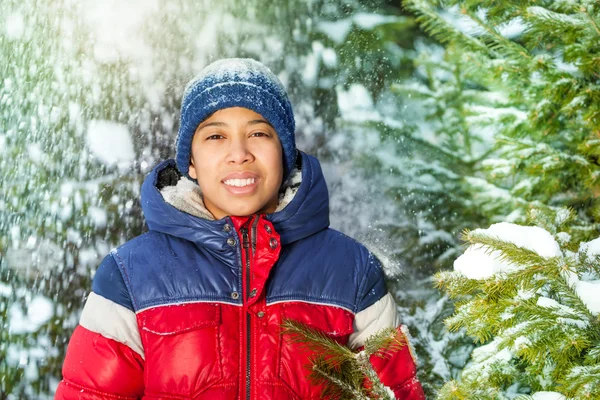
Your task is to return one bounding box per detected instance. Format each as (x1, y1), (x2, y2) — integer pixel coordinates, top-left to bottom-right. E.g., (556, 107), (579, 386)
(188, 107), (284, 220)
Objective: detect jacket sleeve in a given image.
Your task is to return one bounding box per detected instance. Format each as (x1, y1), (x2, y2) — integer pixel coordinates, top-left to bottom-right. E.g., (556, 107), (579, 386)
(349, 253), (425, 400)
(55, 253), (145, 400)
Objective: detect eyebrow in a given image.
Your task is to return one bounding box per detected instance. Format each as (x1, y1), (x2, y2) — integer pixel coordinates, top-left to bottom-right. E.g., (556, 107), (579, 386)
(197, 119), (274, 131)
(249, 119), (274, 128)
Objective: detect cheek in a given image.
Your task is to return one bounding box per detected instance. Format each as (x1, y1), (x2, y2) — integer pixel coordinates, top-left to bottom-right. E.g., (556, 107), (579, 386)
(192, 158), (218, 188)
(260, 146), (284, 177)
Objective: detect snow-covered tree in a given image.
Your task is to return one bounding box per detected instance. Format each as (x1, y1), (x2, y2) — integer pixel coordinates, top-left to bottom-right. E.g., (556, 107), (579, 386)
(396, 0), (600, 398)
(436, 210), (600, 398)
(366, 43), (500, 394)
(1, 0), (146, 396)
(339, 22), (512, 398)
(404, 0), (600, 221)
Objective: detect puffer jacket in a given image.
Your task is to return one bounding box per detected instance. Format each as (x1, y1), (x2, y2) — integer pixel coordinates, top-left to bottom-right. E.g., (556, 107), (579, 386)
(55, 151), (425, 400)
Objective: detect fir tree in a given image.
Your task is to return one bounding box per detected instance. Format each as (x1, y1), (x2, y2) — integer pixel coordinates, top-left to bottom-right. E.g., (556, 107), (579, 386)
(403, 0), (600, 221)
(436, 209), (600, 398)
(398, 0), (600, 398)
(344, 22), (507, 398)
(371, 44), (499, 394)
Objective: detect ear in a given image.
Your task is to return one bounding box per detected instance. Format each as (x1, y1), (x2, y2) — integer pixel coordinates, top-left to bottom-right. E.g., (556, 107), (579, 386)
(188, 157), (197, 180)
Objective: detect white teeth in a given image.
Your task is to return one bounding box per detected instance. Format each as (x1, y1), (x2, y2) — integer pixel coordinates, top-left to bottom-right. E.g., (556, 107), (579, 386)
(224, 178), (256, 187)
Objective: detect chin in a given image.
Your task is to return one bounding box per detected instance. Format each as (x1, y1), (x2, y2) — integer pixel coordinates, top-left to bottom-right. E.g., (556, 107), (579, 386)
(227, 205), (261, 217)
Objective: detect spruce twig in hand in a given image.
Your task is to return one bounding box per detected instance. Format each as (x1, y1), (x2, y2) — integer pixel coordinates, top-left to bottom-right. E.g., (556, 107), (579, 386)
(281, 319), (404, 399)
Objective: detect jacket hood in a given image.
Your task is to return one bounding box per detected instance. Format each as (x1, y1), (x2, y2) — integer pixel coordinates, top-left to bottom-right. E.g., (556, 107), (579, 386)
(140, 151), (330, 250)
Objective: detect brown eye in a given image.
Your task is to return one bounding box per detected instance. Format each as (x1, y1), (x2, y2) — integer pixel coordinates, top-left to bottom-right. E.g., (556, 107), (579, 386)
(206, 134), (224, 140)
(251, 132), (269, 137)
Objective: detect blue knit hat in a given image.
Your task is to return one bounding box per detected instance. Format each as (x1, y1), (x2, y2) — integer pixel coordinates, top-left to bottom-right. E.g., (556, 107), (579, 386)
(176, 58), (297, 182)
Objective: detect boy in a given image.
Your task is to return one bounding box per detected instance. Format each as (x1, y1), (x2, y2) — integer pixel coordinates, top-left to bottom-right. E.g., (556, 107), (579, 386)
(56, 58), (425, 399)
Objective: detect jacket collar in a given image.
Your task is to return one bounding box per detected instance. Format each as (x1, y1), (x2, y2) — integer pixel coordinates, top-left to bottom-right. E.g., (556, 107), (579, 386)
(140, 151), (330, 250)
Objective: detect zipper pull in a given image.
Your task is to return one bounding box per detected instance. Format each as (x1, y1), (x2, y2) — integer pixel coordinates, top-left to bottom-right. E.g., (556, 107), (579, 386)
(241, 228), (249, 249)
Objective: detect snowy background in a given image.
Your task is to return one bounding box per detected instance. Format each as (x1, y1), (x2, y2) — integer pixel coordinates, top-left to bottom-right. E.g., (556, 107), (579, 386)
(3, 0), (598, 399)
(0, 0), (436, 397)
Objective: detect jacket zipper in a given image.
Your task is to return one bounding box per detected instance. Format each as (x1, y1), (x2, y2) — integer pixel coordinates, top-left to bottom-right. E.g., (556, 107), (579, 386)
(241, 218), (252, 400)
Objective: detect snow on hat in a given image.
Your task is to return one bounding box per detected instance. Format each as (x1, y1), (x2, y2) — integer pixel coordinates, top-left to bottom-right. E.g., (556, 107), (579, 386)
(176, 58), (297, 182)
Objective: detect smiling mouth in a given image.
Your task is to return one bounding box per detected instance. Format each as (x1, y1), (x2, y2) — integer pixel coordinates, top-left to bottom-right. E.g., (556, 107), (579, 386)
(221, 177), (259, 195)
(223, 178), (257, 187)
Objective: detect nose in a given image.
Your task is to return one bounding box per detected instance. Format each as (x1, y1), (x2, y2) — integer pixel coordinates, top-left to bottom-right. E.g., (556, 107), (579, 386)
(225, 136), (254, 165)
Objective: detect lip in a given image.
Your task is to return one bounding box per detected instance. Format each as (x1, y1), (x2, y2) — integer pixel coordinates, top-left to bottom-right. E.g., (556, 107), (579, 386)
(222, 171), (260, 181)
(221, 171), (260, 195)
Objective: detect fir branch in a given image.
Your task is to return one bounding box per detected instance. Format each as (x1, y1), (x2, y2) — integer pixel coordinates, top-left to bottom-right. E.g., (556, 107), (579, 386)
(463, 230), (560, 271)
(582, 7), (600, 37)
(436, 378), (499, 400)
(281, 319), (355, 365)
(355, 350), (395, 400)
(435, 380), (470, 399)
(390, 82), (436, 99)
(470, 146), (500, 166)
(356, 120), (474, 168)
(503, 304), (591, 362)
(585, 343), (600, 364)
(563, 364), (600, 398)
(403, 0), (490, 54)
(281, 319), (401, 399)
(525, 6), (587, 34)
(435, 269), (482, 299)
(311, 358), (370, 400)
(499, 138), (594, 171)
(362, 326), (405, 359)
(464, 176), (552, 212)
(465, 8), (532, 65)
